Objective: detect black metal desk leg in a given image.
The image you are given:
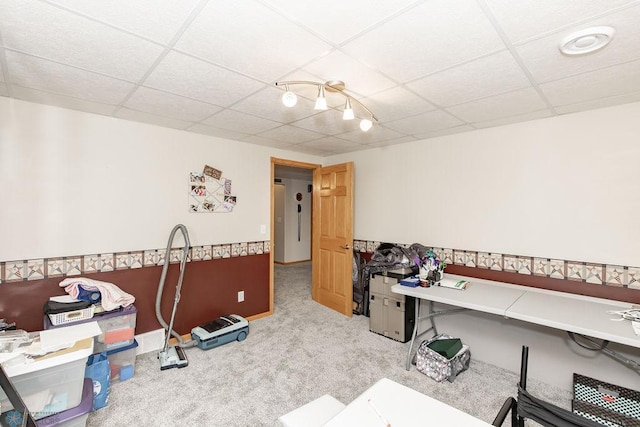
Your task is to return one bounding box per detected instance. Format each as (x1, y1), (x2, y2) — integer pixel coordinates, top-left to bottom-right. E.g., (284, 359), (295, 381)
(405, 298), (421, 370)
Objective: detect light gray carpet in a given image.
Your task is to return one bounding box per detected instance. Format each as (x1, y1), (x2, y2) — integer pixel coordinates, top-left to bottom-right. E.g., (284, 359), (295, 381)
(87, 262), (571, 426)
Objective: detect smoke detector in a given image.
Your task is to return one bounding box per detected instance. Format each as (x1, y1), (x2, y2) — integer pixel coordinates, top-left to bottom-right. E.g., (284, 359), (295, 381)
(559, 26), (615, 56)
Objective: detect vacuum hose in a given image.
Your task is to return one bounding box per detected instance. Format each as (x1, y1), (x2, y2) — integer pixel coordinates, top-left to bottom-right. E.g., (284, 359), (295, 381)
(155, 224), (196, 351)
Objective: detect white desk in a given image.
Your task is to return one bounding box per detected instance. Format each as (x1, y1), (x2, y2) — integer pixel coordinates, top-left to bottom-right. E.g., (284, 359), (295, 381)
(322, 378), (491, 427)
(391, 274), (640, 371)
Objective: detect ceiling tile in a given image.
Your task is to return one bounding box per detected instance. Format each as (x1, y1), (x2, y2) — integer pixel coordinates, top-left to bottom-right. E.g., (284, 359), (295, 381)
(10, 85), (118, 115)
(516, 5), (640, 84)
(297, 137), (362, 151)
(472, 109), (553, 129)
(285, 144), (329, 155)
(188, 124), (252, 141)
(360, 86), (435, 123)
(263, 0), (418, 45)
(175, 0), (332, 81)
(47, 0), (200, 44)
(407, 50), (532, 107)
(233, 86), (318, 123)
(384, 109), (465, 134)
(115, 107), (193, 130)
(0, 1), (164, 81)
(554, 90), (640, 115)
(445, 87), (548, 122)
(256, 125), (325, 144)
(201, 109), (282, 134)
(364, 135), (417, 147)
(240, 135), (293, 149)
(302, 50), (396, 97)
(414, 124), (476, 140)
(145, 51), (265, 107)
(484, 0), (636, 43)
(343, 0), (504, 82)
(124, 86), (221, 122)
(291, 110), (363, 135)
(6, 51), (135, 104)
(336, 125), (406, 144)
(540, 59), (640, 106)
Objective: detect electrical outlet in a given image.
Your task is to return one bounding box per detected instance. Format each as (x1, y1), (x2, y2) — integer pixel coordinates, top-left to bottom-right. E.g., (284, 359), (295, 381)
(238, 290), (245, 302)
(260, 224), (266, 234)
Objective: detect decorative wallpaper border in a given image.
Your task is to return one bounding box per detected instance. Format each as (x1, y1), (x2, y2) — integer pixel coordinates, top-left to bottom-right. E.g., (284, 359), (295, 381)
(0, 240), (270, 284)
(353, 240), (640, 290)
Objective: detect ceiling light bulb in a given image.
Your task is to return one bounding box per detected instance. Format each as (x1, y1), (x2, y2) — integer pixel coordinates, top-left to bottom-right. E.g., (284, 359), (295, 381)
(314, 85), (327, 110)
(360, 118), (373, 132)
(282, 86), (297, 107)
(343, 98), (354, 120)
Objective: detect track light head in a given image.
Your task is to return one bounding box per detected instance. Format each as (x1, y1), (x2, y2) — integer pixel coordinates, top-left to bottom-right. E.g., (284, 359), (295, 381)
(281, 85), (297, 107)
(314, 85), (327, 110)
(343, 97), (354, 120)
(360, 117), (373, 132)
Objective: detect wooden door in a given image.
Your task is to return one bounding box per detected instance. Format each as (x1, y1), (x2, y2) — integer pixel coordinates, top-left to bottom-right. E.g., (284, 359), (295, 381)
(312, 162), (354, 317)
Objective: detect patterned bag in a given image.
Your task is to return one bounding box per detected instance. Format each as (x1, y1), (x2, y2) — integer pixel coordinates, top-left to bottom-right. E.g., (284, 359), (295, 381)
(416, 334), (470, 382)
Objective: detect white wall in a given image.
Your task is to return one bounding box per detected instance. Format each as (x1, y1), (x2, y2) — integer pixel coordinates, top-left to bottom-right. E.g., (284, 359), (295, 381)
(0, 98), (321, 261)
(277, 178), (312, 263)
(274, 184), (286, 263)
(328, 101), (640, 391)
(331, 101), (640, 267)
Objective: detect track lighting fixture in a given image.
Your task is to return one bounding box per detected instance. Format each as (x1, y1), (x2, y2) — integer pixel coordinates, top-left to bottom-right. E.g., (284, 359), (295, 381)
(275, 80), (378, 132)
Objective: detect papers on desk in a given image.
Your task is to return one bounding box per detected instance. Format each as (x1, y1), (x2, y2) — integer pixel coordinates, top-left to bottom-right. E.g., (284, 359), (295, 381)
(438, 279), (470, 290)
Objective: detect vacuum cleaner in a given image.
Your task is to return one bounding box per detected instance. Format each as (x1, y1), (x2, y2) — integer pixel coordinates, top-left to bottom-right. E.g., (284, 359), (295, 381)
(191, 314), (249, 351)
(155, 224), (197, 370)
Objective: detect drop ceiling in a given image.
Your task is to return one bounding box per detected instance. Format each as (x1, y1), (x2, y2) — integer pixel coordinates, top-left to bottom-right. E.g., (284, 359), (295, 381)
(1, 0), (640, 156)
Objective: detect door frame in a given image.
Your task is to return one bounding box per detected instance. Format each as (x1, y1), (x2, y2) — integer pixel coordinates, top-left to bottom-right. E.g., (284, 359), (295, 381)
(269, 157), (321, 314)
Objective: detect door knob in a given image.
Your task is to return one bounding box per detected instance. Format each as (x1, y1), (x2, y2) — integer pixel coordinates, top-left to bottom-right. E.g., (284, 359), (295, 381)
(341, 244), (351, 250)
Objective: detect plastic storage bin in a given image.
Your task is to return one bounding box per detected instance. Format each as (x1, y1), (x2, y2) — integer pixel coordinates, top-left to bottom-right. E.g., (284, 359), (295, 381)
(369, 268), (416, 342)
(106, 339), (138, 383)
(573, 373), (640, 426)
(35, 378), (93, 427)
(0, 338), (93, 420)
(44, 305), (137, 353)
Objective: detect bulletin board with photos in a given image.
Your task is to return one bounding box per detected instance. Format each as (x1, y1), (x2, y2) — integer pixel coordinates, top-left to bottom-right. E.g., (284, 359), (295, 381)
(189, 165), (236, 213)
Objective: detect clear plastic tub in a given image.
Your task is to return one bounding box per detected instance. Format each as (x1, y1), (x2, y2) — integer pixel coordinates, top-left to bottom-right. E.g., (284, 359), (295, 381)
(44, 305), (137, 353)
(106, 339), (138, 383)
(0, 338), (93, 420)
(35, 378), (93, 426)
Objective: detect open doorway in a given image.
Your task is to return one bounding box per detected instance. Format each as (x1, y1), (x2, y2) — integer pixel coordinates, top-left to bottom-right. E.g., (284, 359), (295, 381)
(273, 165), (313, 265)
(270, 158), (319, 314)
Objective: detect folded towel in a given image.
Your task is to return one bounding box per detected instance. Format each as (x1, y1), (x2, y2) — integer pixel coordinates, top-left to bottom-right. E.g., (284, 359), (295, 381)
(59, 277), (135, 311)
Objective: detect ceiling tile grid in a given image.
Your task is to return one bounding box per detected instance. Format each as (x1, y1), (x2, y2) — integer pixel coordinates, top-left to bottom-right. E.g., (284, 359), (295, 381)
(1, 0), (640, 156)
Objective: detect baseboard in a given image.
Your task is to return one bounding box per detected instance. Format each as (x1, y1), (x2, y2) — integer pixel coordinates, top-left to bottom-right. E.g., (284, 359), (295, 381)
(274, 259), (311, 265)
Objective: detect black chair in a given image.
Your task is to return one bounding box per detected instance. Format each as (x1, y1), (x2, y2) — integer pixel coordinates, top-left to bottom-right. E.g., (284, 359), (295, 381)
(492, 346), (604, 427)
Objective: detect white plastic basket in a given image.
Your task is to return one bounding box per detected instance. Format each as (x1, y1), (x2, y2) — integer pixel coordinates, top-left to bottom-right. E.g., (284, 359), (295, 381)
(48, 305), (95, 326)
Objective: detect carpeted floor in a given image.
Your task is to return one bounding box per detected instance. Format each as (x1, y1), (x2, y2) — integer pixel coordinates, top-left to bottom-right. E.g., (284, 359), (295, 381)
(87, 262), (571, 426)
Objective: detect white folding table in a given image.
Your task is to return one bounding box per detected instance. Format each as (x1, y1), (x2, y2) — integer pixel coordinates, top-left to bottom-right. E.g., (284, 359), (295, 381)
(322, 377), (492, 426)
(391, 274), (640, 371)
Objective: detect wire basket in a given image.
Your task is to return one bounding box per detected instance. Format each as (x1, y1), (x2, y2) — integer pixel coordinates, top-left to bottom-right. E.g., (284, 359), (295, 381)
(48, 305), (95, 326)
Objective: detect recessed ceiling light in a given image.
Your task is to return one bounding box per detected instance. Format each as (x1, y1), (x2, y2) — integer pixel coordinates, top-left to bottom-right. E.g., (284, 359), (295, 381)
(559, 26), (615, 56)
